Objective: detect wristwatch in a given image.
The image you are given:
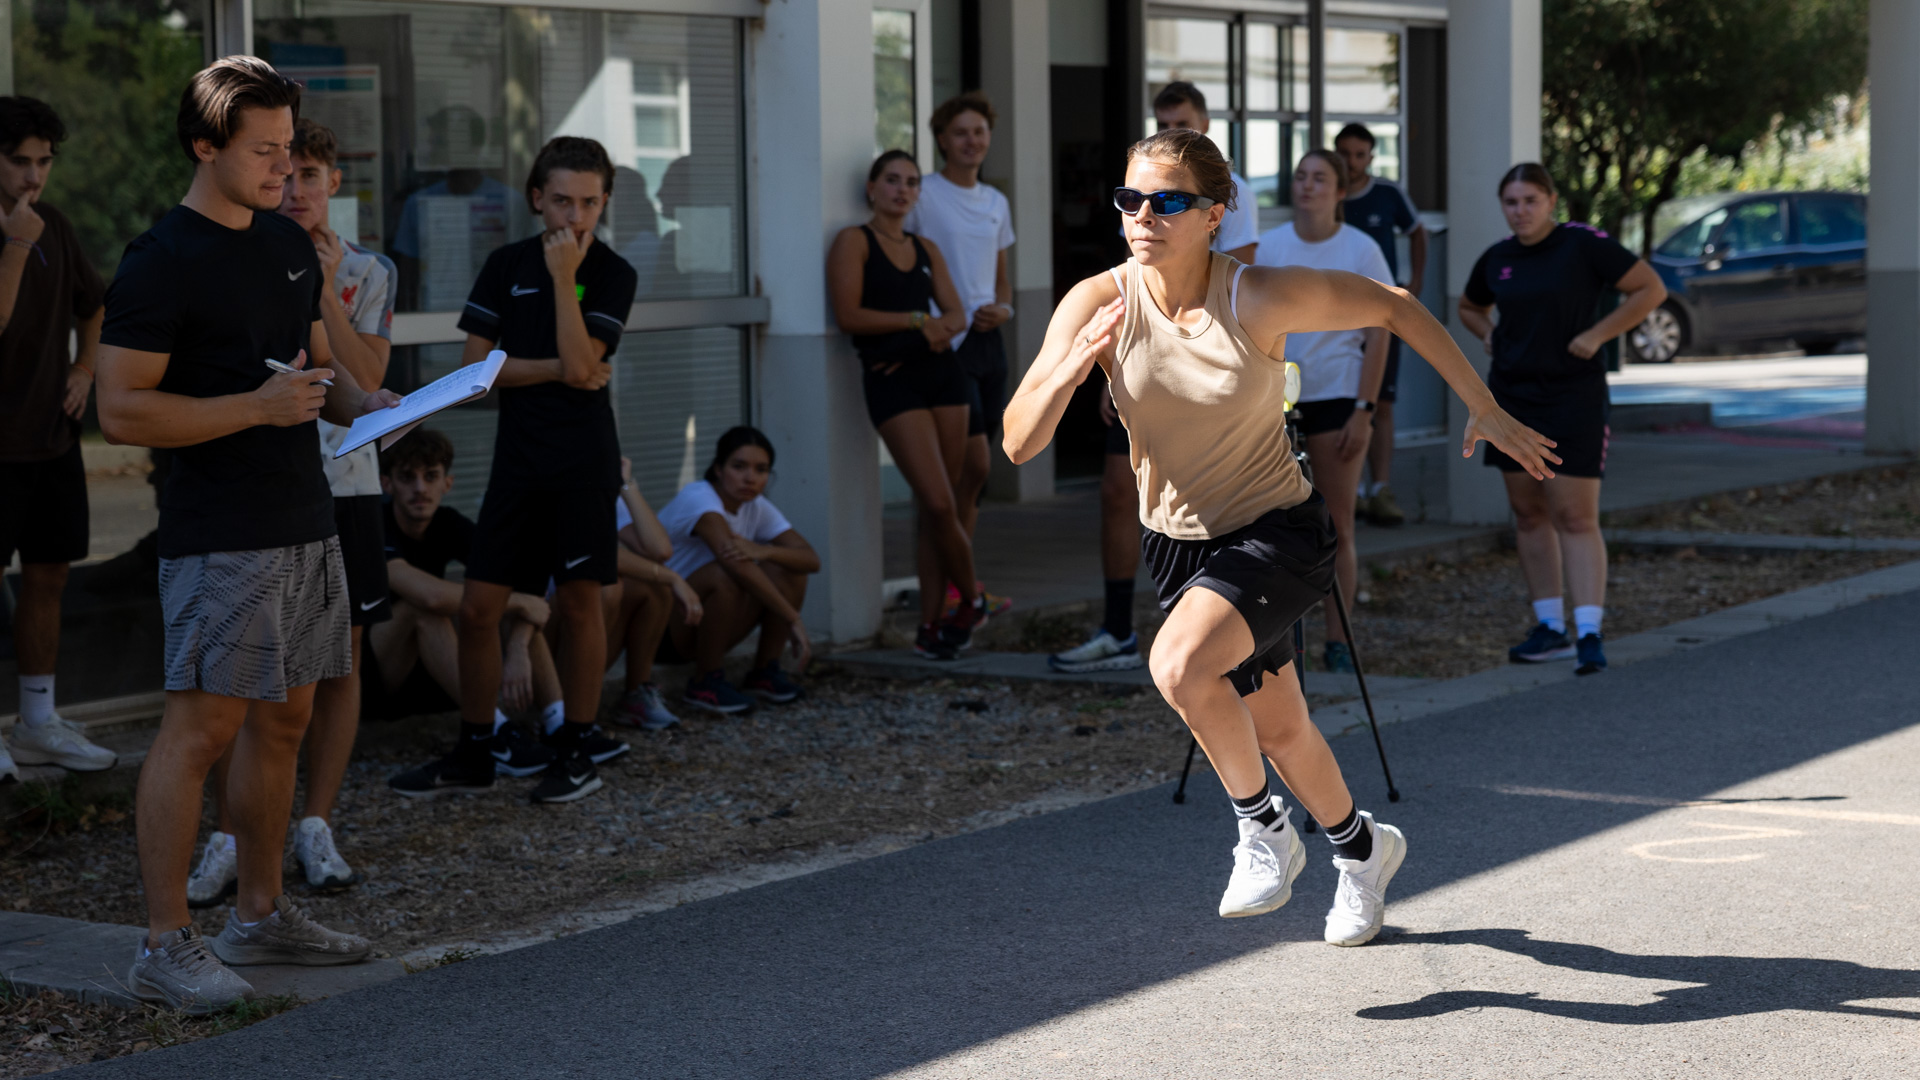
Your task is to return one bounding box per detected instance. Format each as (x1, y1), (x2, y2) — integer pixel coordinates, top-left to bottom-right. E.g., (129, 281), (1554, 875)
(1355, 399), (1377, 413)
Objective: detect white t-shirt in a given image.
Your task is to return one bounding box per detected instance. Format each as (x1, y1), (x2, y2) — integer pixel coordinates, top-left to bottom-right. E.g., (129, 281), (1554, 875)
(1116, 171), (1259, 255)
(316, 243), (397, 497)
(1252, 222), (1393, 403)
(904, 171), (1015, 338)
(656, 480), (795, 580)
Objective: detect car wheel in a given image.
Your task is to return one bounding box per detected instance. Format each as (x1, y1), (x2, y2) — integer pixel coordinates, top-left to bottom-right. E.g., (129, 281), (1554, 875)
(1629, 303), (1686, 363)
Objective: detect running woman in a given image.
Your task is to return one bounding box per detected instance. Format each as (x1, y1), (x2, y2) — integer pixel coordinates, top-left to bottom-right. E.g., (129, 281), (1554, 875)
(1253, 149), (1393, 675)
(905, 92), (1015, 619)
(1005, 129), (1556, 943)
(1051, 79), (1261, 676)
(1334, 123), (1428, 528)
(828, 150), (983, 661)
(388, 136), (638, 804)
(0, 96), (118, 781)
(1458, 164), (1666, 676)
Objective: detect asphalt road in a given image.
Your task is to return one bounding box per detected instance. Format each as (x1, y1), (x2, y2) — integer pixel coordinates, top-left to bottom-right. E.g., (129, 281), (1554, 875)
(66, 591), (1920, 1079)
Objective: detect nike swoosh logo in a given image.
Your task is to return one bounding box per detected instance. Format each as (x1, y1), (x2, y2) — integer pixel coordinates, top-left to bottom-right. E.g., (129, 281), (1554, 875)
(288, 269), (308, 281)
(359, 599), (384, 612)
(511, 285), (540, 296)
(564, 555), (590, 569)
(490, 749), (513, 762)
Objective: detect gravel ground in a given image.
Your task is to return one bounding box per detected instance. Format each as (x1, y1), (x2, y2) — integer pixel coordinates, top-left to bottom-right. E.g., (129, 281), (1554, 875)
(1606, 463), (1920, 538)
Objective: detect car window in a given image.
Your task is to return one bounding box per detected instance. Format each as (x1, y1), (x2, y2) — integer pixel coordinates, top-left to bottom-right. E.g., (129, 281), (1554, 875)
(1797, 196), (1866, 246)
(1658, 207), (1729, 259)
(1712, 199), (1789, 255)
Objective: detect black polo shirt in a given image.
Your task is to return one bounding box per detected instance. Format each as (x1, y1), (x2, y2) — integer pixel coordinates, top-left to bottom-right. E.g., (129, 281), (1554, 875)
(1464, 223), (1640, 405)
(100, 206), (329, 558)
(456, 233), (637, 491)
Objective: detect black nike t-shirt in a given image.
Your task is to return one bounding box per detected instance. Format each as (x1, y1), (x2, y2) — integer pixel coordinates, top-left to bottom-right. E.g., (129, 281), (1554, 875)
(100, 205), (329, 558)
(1464, 223), (1639, 404)
(383, 501), (475, 580)
(456, 234), (637, 491)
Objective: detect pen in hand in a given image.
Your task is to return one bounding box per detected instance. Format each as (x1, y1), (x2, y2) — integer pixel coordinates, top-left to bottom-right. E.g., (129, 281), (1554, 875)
(265, 357), (332, 386)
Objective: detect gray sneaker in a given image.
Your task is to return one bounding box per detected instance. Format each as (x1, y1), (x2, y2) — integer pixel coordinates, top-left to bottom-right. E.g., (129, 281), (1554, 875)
(129, 926), (254, 1015)
(613, 683), (680, 730)
(212, 894), (373, 967)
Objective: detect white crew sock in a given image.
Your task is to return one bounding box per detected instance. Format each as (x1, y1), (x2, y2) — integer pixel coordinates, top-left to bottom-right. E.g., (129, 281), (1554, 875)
(1532, 597), (1566, 634)
(18, 674), (55, 728)
(1574, 605), (1605, 639)
(1369, 480), (1387, 498)
(492, 709), (511, 733)
(212, 831), (235, 854)
(541, 700), (566, 735)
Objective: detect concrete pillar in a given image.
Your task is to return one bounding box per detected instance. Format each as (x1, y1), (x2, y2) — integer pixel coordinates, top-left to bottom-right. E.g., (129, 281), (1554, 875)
(748, 1), (884, 644)
(1443, 0), (1539, 524)
(1866, 0), (1920, 455)
(978, 0), (1056, 502)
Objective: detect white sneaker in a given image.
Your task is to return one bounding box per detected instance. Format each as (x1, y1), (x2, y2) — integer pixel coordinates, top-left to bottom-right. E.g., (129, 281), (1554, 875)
(186, 832), (239, 909)
(1324, 813), (1407, 947)
(1048, 630), (1145, 673)
(0, 739), (17, 784)
(294, 816), (360, 890)
(7, 716), (117, 772)
(1218, 799), (1307, 918)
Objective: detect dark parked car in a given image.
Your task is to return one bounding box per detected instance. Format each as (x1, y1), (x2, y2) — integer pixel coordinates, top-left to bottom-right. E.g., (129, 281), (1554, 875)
(1627, 190), (1866, 362)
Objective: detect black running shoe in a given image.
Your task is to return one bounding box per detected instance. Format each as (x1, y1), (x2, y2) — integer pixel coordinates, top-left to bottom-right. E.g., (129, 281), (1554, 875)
(546, 723), (631, 765)
(939, 596), (988, 653)
(491, 724), (558, 777)
(914, 623), (957, 661)
(529, 751), (602, 804)
(744, 663), (801, 703)
(1575, 633), (1607, 676)
(1508, 622), (1575, 663)
(389, 753), (496, 798)
(683, 670), (754, 714)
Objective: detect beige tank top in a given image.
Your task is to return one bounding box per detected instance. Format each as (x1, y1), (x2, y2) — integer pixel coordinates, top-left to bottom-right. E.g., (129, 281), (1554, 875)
(1108, 253), (1312, 540)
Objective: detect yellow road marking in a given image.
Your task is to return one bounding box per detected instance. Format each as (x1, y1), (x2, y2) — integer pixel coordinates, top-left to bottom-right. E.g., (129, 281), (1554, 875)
(1625, 822), (1802, 863)
(1489, 785), (1920, 827)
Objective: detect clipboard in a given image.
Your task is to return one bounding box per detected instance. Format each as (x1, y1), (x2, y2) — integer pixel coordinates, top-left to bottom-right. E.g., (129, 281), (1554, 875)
(332, 350), (507, 457)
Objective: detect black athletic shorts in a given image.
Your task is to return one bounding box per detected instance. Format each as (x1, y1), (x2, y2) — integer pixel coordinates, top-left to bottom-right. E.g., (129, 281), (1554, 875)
(1484, 385), (1610, 479)
(334, 494), (391, 627)
(1378, 339), (1401, 404)
(957, 326), (1010, 437)
(1103, 417), (1130, 456)
(1295, 398), (1357, 438)
(862, 352), (970, 429)
(1141, 494), (1337, 697)
(0, 442), (88, 567)
(466, 485), (619, 594)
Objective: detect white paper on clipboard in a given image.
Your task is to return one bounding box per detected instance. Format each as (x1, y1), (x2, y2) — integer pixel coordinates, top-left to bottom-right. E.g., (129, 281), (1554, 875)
(333, 351), (506, 457)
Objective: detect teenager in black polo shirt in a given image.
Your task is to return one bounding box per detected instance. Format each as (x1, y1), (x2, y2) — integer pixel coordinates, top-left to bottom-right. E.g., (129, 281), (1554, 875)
(95, 57), (399, 1012)
(1459, 163), (1666, 677)
(0, 97), (118, 781)
(389, 137), (637, 804)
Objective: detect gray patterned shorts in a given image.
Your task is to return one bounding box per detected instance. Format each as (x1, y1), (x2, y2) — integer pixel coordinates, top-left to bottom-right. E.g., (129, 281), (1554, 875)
(158, 539), (353, 702)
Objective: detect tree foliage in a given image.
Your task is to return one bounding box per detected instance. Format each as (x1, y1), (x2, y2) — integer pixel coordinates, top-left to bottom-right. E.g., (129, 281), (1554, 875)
(1542, 0), (1868, 254)
(13, 0), (204, 276)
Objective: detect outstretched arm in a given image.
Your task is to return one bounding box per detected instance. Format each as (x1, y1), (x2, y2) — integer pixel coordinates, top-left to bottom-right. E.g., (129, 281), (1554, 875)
(1240, 266), (1561, 479)
(1002, 275), (1124, 465)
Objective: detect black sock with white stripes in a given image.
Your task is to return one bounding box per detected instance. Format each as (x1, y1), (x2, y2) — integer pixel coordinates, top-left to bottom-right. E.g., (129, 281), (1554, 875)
(1230, 781), (1281, 828)
(1324, 805), (1374, 862)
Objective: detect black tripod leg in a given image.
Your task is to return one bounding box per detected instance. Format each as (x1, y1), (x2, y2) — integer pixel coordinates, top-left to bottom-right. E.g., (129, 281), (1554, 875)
(1172, 737), (1198, 804)
(1329, 577), (1400, 802)
(1293, 618), (1317, 833)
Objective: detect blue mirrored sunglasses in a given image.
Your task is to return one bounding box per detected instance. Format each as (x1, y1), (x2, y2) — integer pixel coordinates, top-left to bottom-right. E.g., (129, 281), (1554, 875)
(1113, 187), (1217, 217)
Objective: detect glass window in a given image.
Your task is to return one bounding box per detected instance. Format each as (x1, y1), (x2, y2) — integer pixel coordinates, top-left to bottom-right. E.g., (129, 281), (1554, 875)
(1324, 27), (1398, 115)
(873, 9), (914, 157)
(1146, 16), (1228, 129)
(1658, 206), (1729, 259)
(1797, 196), (1866, 246)
(253, 1), (745, 312)
(12, 0), (210, 276)
(1244, 22), (1308, 115)
(1714, 198), (1789, 255)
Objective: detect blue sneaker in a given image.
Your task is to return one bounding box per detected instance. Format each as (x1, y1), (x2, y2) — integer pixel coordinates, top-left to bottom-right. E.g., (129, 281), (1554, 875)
(1508, 623), (1575, 663)
(1575, 633), (1607, 675)
(1048, 630), (1143, 673)
(1322, 642), (1356, 674)
(683, 670), (753, 714)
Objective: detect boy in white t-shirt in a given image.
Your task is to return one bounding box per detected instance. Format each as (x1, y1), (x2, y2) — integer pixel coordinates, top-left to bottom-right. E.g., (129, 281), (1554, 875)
(655, 427), (818, 714)
(904, 92), (1016, 620)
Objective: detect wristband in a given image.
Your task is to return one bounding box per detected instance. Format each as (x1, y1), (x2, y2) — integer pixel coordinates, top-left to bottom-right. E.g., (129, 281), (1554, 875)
(908, 310), (927, 330)
(72, 362), (94, 378)
(999, 303), (1014, 319)
(1355, 399), (1377, 413)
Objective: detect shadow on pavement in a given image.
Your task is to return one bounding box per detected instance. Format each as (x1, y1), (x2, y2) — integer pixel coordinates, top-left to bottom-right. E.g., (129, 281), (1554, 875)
(1360, 928), (1920, 1024)
(63, 592), (1920, 1078)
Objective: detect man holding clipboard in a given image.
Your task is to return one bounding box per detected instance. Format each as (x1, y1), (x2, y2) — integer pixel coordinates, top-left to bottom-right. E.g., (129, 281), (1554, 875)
(95, 58), (400, 1012)
(387, 136), (637, 805)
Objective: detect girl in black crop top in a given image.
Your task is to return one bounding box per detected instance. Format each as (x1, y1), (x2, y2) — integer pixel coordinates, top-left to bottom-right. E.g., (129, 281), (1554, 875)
(826, 150), (982, 661)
